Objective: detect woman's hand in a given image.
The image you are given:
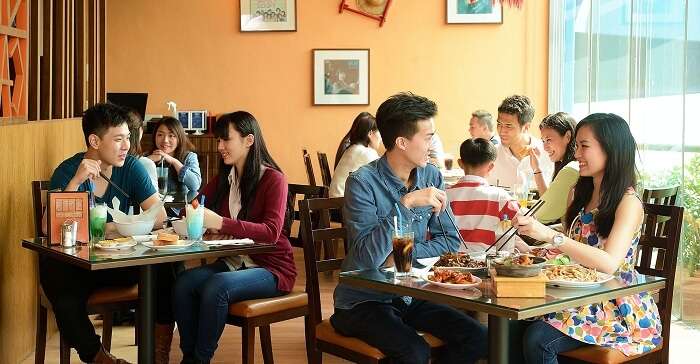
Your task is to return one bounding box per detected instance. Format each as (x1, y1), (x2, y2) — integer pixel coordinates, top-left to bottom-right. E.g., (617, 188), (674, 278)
(512, 214), (555, 243)
(203, 208), (224, 230)
(148, 150), (174, 164)
(529, 147), (541, 172)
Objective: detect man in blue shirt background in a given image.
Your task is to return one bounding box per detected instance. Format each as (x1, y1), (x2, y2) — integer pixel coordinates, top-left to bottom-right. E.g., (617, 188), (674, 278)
(40, 103), (173, 364)
(331, 93), (488, 364)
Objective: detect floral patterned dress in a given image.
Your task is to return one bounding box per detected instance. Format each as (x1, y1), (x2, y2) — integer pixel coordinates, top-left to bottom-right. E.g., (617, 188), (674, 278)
(542, 208), (663, 356)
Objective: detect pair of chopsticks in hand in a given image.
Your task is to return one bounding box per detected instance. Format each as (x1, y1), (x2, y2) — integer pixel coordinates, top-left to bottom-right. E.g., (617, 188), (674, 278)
(93, 172), (130, 199)
(485, 200), (545, 253)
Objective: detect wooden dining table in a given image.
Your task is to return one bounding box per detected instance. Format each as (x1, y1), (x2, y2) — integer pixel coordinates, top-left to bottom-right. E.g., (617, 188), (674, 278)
(22, 237), (275, 363)
(339, 269), (665, 364)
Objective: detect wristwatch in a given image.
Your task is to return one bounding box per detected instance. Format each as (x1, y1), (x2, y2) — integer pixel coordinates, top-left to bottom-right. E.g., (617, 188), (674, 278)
(552, 233), (566, 248)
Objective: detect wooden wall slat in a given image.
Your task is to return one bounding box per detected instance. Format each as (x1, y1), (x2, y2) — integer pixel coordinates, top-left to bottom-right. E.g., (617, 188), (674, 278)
(40, 0), (52, 119)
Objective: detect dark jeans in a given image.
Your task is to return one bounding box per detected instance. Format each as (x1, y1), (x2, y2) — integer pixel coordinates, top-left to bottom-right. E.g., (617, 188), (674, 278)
(522, 320), (588, 364)
(39, 257), (175, 362)
(172, 260), (283, 361)
(331, 298), (488, 364)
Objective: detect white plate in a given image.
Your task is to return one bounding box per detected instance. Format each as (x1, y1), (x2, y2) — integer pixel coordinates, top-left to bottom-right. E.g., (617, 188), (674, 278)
(203, 239), (255, 247)
(132, 234), (157, 243)
(546, 272), (615, 288)
(94, 239), (138, 250)
(423, 272), (482, 289)
(142, 240), (194, 251)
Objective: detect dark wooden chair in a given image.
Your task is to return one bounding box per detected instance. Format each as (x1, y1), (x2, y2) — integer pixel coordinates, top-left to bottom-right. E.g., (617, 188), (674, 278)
(31, 181), (139, 364)
(559, 203), (684, 364)
(287, 184), (329, 250)
(303, 149), (317, 186)
(317, 152), (333, 187)
(642, 185), (680, 206)
(299, 197), (445, 364)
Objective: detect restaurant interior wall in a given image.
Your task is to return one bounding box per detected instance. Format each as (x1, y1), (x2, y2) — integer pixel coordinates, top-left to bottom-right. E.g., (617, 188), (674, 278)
(106, 0), (550, 184)
(0, 119), (84, 363)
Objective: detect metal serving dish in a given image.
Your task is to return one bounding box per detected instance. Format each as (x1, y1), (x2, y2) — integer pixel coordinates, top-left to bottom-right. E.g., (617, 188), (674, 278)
(491, 255), (546, 278)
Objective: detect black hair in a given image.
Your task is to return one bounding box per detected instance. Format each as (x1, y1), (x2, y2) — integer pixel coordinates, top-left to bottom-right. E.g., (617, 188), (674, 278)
(82, 102), (130, 147)
(125, 108), (143, 156)
(497, 95), (535, 126)
(334, 112), (377, 168)
(211, 111), (282, 220)
(459, 138), (497, 167)
(539, 112), (577, 179)
(564, 113), (638, 238)
(375, 92), (437, 150)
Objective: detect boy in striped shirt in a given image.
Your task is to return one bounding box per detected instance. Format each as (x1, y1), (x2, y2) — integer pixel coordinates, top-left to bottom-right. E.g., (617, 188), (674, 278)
(446, 138), (520, 252)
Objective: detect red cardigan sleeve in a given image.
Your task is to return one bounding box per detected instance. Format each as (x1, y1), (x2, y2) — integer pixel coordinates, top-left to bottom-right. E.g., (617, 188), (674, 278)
(218, 170), (288, 244)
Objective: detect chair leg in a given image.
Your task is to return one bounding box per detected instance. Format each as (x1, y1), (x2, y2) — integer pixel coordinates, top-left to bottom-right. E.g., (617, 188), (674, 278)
(304, 315), (321, 364)
(260, 325), (274, 364)
(35, 305), (48, 364)
(59, 335), (70, 364)
(134, 310), (139, 346)
(102, 311), (113, 352)
(242, 324), (256, 364)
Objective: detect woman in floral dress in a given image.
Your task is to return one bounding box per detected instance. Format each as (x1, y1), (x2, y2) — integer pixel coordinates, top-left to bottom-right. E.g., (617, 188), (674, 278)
(513, 113), (662, 363)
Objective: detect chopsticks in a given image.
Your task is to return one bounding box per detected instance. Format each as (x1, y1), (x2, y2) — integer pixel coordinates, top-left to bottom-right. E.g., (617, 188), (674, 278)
(485, 199), (545, 253)
(99, 172), (131, 199)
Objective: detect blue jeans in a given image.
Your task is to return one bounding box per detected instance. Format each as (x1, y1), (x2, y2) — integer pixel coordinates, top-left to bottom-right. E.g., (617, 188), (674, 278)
(522, 320), (588, 364)
(331, 298), (488, 364)
(173, 260), (282, 361)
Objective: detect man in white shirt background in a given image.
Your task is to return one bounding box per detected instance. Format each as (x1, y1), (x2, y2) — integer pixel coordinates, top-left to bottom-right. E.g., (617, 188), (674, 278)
(487, 95), (553, 189)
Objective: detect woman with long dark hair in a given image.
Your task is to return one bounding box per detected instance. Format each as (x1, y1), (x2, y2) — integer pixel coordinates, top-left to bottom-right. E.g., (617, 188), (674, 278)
(147, 116), (202, 194)
(329, 112), (382, 197)
(531, 112), (579, 223)
(172, 111), (296, 364)
(125, 109), (158, 190)
(513, 113), (662, 363)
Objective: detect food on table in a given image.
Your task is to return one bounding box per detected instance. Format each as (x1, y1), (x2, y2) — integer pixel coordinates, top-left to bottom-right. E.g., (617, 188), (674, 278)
(530, 247), (571, 265)
(434, 253), (487, 268)
(154, 232), (180, 246)
(499, 254), (535, 266)
(97, 237), (132, 246)
(545, 265), (599, 282)
(546, 255), (571, 266)
(428, 270), (475, 284)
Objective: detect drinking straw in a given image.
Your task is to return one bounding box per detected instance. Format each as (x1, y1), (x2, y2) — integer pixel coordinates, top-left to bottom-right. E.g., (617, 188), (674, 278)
(199, 194), (206, 208)
(393, 215), (398, 236)
(394, 203), (403, 233)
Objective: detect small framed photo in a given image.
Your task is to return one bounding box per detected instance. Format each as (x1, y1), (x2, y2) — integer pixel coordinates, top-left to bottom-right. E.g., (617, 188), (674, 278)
(313, 49), (370, 105)
(240, 0), (297, 32)
(190, 110), (208, 134)
(446, 0), (503, 24)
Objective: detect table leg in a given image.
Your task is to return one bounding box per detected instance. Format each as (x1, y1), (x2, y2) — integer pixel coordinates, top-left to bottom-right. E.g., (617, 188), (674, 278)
(488, 315), (510, 364)
(139, 265), (155, 363)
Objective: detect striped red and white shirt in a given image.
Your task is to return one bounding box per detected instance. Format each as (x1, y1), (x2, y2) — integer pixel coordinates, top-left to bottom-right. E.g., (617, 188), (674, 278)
(446, 175), (520, 251)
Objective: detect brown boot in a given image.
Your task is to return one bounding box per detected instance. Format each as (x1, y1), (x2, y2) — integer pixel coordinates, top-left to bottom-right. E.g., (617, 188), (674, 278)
(91, 345), (132, 364)
(155, 323), (175, 364)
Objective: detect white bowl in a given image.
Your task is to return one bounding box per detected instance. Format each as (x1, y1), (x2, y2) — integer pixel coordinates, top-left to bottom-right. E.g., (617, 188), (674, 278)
(114, 219), (156, 237)
(171, 219), (205, 238)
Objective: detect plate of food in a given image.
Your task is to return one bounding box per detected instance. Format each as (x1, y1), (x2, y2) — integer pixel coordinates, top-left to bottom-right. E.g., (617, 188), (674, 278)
(433, 252), (488, 275)
(530, 247), (573, 266)
(491, 254), (546, 277)
(424, 269), (482, 289)
(94, 237), (137, 250)
(142, 232), (194, 251)
(545, 265), (615, 288)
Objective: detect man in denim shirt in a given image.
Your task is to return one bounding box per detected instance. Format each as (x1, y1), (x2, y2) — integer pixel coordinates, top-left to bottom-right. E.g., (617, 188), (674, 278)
(331, 93), (488, 364)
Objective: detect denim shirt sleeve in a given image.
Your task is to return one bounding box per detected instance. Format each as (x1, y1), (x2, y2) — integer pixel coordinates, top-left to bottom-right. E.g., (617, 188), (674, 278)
(343, 173), (394, 268)
(178, 152), (202, 192)
(413, 169), (461, 258)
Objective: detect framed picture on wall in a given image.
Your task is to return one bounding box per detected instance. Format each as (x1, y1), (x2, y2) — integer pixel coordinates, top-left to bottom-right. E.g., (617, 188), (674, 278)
(446, 0), (503, 24)
(313, 49), (370, 105)
(240, 0), (297, 32)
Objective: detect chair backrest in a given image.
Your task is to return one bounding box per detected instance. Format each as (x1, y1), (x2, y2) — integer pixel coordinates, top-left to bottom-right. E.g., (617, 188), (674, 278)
(642, 185), (679, 206)
(302, 149), (317, 186)
(286, 184), (328, 248)
(317, 152), (332, 187)
(31, 180), (51, 238)
(299, 197), (346, 325)
(635, 203), (683, 360)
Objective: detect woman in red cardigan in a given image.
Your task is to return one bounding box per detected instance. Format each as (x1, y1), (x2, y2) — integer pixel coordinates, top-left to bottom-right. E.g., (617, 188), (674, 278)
(173, 111), (296, 364)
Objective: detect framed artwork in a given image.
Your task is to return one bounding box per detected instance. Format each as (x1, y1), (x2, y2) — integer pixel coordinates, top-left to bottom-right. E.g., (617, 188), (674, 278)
(313, 49), (370, 105)
(240, 0), (297, 32)
(446, 0), (503, 24)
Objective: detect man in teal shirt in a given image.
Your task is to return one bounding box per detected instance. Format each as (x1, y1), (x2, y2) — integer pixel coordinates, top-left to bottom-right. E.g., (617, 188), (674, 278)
(331, 93), (488, 364)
